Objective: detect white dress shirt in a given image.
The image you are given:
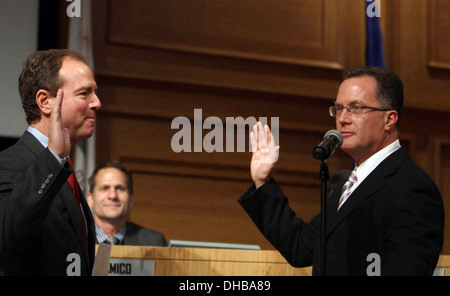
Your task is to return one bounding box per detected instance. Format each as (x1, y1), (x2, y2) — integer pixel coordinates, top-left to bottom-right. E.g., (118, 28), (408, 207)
(349, 139), (401, 195)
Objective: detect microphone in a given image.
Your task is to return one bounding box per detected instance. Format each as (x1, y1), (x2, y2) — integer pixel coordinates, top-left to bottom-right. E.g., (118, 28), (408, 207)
(313, 130), (343, 160)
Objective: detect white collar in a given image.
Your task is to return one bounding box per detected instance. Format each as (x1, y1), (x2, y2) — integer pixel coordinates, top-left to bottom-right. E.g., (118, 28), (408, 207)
(27, 126), (67, 163)
(27, 126), (49, 148)
(352, 139), (401, 187)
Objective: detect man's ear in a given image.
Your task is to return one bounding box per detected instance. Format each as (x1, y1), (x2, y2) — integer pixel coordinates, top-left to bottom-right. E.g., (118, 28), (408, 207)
(35, 89), (53, 116)
(87, 192), (93, 208)
(384, 110), (398, 131)
(129, 194), (134, 208)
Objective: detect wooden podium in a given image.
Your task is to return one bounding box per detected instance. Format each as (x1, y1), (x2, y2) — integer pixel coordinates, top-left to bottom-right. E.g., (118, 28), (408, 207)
(104, 245), (312, 276)
(100, 245), (450, 276)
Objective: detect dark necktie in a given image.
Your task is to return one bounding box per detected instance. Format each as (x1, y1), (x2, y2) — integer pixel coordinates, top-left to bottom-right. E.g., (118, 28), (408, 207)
(66, 158), (88, 246)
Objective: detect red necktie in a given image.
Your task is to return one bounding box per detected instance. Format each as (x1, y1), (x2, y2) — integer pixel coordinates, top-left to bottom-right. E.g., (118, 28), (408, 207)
(66, 158), (88, 247)
(66, 158), (81, 205)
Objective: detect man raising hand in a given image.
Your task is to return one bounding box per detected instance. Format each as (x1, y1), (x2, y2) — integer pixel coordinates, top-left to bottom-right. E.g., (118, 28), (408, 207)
(0, 49), (101, 276)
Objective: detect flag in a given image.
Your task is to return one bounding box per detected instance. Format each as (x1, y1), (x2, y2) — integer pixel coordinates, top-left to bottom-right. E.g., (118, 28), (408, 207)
(68, 0), (95, 194)
(365, 0), (386, 67)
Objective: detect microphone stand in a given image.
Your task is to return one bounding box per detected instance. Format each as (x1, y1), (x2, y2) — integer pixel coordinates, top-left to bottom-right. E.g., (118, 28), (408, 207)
(313, 130), (342, 276)
(318, 160), (329, 276)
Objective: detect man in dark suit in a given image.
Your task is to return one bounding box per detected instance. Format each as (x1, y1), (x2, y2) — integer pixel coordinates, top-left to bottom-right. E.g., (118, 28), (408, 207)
(238, 66), (444, 276)
(0, 49), (101, 275)
(87, 162), (166, 246)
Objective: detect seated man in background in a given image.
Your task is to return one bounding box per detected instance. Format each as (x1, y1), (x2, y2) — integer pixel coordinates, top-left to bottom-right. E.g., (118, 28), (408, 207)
(87, 161), (166, 246)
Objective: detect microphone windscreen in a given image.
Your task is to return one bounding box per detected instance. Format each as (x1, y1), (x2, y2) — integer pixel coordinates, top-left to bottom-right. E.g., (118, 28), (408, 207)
(324, 129), (343, 145)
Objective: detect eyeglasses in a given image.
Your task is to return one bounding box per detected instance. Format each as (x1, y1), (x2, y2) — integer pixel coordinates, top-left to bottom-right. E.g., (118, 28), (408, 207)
(329, 103), (392, 117)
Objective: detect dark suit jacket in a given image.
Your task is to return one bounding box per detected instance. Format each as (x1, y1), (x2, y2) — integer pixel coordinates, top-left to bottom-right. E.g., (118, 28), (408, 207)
(95, 222), (167, 246)
(122, 222), (167, 246)
(0, 131), (96, 275)
(239, 146), (444, 276)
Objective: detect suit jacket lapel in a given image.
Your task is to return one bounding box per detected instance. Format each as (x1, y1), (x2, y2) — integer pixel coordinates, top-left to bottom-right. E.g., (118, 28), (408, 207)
(80, 190), (96, 262)
(326, 146), (410, 236)
(327, 173), (385, 236)
(60, 184), (89, 245)
(60, 179), (97, 269)
(20, 130), (46, 156)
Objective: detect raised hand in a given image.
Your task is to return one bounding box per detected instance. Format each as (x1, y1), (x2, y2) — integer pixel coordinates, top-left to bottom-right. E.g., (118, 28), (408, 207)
(250, 122), (280, 188)
(48, 89), (71, 159)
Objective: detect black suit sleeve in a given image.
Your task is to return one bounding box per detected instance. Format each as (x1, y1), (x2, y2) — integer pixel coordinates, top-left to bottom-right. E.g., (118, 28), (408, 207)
(238, 178), (317, 267)
(122, 222), (167, 247)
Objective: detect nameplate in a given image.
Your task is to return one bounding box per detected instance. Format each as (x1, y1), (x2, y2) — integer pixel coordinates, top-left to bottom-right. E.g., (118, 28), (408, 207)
(108, 258), (155, 276)
(433, 268), (444, 276)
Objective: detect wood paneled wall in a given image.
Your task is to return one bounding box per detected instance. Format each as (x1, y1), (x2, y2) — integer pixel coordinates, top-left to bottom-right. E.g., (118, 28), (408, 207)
(84, 0), (450, 252)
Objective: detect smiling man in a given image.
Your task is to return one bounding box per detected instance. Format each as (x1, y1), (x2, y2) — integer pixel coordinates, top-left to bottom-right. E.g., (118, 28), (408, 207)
(0, 49), (101, 275)
(87, 162), (166, 246)
(238, 66), (444, 276)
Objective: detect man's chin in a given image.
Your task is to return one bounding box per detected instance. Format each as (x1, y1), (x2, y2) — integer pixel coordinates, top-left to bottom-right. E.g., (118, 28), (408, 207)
(102, 215), (124, 223)
(85, 127), (95, 138)
(340, 144), (354, 156)
(74, 129), (95, 142)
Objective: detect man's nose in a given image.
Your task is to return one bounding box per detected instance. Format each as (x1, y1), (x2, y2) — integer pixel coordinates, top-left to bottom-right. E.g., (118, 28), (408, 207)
(337, 107), (352, 123)
(90, 93), (101, 110)
(106, 188), (118, 198)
